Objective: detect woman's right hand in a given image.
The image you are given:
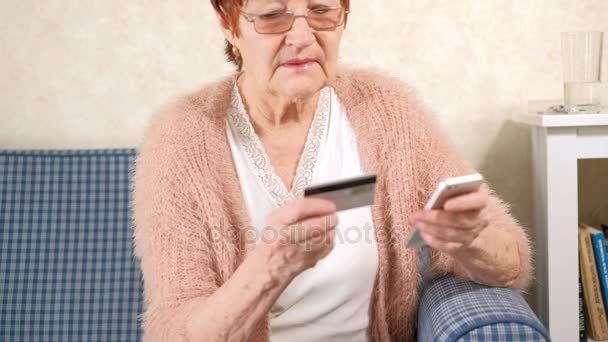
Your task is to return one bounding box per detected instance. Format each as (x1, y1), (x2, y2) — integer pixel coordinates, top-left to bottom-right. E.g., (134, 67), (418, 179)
(181, 197), (338, 342)
(258, 197), (339, 284)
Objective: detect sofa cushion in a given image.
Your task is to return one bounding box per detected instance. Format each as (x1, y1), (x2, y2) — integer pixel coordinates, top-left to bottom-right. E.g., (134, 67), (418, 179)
(0, 149), (143, 341)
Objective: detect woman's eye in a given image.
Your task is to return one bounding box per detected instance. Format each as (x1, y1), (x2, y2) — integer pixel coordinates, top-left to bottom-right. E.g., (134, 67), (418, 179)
(259, 11), (285, 20)
(310, 6), (331, 14)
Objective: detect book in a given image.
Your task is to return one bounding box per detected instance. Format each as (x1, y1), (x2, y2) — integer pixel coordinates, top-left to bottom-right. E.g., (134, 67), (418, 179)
(586, 224), (608, 316)
(579, 224), (608, 340)
(579, 261), (587, 342)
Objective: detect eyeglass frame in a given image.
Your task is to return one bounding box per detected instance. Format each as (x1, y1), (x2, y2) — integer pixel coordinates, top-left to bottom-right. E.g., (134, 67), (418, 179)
(241, 6), (350, 35)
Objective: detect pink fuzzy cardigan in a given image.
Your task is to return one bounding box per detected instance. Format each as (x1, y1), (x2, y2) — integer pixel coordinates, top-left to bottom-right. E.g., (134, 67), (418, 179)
(133, 68), (533, 341)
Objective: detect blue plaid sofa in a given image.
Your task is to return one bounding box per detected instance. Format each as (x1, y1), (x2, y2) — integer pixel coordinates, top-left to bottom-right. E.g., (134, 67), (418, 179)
(0, 149), (551, 341)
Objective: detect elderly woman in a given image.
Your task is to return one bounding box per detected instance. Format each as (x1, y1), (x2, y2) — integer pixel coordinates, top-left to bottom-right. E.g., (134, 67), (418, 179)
(133, 0), (532, 341)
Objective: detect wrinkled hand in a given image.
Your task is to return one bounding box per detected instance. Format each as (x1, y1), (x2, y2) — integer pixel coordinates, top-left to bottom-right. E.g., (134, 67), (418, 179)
(409, 187), (490, 255)
(259, 197), (339, 282)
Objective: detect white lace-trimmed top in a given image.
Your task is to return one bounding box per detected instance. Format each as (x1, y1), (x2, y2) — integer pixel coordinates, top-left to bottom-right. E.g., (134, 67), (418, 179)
(225, 83), (379, 342)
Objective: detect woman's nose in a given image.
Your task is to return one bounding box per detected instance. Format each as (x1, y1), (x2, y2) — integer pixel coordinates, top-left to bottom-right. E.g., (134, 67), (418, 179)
(285, 16), (314, 49)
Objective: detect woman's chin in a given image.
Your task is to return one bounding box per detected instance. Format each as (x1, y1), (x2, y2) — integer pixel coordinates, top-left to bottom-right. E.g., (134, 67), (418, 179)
(272, 71), (327, 102)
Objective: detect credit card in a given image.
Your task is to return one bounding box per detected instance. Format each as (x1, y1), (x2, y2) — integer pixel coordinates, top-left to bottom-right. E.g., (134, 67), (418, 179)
(303, 173), (376, 212)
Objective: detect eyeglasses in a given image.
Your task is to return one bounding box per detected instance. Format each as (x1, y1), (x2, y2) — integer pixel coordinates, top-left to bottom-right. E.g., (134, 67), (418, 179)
(241, 6), (349, 35)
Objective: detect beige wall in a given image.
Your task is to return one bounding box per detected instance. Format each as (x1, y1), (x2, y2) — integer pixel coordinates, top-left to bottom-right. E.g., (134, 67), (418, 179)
(1, 0), (608, 308)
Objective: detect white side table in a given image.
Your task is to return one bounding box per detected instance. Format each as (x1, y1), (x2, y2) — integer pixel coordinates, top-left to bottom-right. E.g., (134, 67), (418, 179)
(513, 101), (608, 342)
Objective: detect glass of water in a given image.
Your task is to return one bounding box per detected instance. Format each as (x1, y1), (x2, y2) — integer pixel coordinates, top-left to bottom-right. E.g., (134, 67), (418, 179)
(561, 31), (604, 114)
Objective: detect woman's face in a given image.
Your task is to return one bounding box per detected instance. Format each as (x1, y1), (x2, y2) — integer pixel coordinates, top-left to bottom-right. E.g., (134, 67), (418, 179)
(226, 0), (345, 101)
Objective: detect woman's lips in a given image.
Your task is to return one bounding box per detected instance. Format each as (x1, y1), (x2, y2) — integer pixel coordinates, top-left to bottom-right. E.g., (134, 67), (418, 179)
(281, 58), (316, 70)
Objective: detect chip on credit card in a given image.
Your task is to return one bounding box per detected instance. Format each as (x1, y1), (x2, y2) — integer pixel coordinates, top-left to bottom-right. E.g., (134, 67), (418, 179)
(303, 173), (376, 211)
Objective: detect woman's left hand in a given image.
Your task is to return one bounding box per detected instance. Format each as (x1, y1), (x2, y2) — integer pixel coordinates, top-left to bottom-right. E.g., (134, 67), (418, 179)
(408, 187), (491, 256)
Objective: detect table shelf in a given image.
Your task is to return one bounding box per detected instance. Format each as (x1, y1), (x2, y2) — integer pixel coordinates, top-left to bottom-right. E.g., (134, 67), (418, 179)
(512, 101), (608, 342)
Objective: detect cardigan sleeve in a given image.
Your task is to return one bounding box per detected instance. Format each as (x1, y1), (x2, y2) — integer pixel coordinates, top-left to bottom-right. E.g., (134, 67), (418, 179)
(407, 92), (533, 292)
(133, 109), (220, 341)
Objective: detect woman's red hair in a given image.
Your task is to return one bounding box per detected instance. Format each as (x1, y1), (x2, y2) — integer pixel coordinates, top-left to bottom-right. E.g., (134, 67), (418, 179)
(210, 0), (350, 70)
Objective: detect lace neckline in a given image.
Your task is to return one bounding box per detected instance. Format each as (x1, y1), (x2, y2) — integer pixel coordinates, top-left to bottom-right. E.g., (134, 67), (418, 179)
(227, 82), (331, 207)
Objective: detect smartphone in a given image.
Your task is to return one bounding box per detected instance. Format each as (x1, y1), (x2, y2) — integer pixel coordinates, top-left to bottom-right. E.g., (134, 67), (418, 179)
(405, 173), (485, 248)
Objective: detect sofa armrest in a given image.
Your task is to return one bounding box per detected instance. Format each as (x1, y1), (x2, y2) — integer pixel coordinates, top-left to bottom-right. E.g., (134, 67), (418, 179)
(417, 275), (551, 342)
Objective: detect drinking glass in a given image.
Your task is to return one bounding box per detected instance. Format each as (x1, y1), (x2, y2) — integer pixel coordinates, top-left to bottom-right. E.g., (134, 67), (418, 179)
(561, 31), (603, 113)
